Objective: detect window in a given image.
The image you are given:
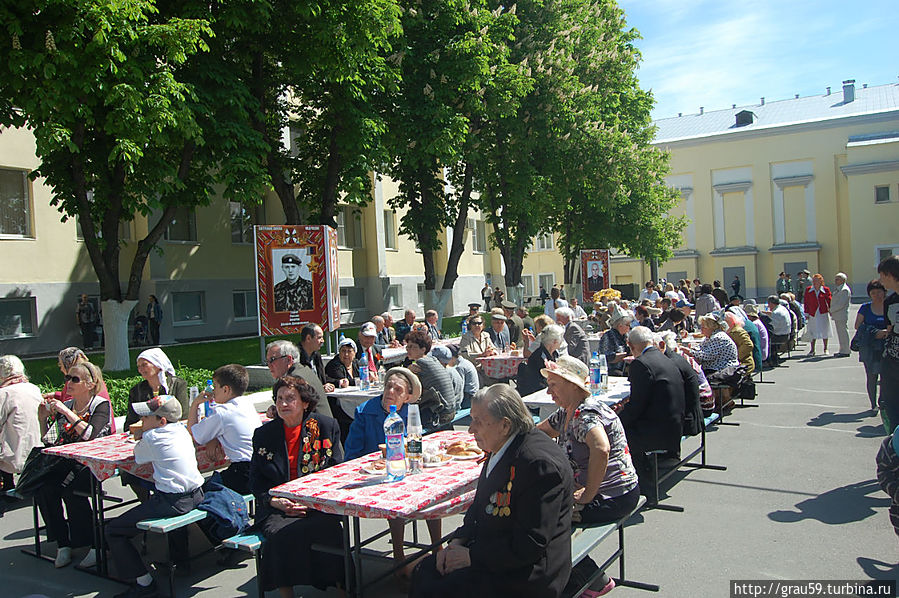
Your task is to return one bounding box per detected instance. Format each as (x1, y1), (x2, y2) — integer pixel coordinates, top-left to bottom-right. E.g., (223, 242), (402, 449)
(336, 206), (363, 249)
(230, 202), (256, 244)
(387, 285), (402, 309)
(535, 232), (553, 251)
(232, 290), (257, 320)
(339, 287), (366, 311)
(467, 218), (487, 253)
(878, 246), (898, 265)
(538, 273), (555, 294)
(417, 283), (427, 306)
(0, 168), (31, 237)
(875, 185), (891, 204)
(164, 207), (197, 242)
(0, 297), (37, 338)
(172, 291), (205, 324)
(383, 210), (397, 250)
(520, 274), (534, 298)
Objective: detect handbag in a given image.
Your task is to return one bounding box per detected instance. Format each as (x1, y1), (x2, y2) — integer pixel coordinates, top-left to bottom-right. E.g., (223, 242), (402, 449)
(850, 328), (862, 352)
(14, 447), (76, 498)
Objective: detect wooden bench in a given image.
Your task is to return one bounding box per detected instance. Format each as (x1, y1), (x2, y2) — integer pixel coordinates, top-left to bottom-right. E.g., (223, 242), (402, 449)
(645, 413), (726, 512)
(566, 496), (658, 596)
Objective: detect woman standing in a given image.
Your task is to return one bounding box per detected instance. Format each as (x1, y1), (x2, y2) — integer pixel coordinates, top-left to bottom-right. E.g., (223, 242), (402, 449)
(537, 356), (639, 597)
(855, 280), (889, 412)
(146, 295), (162, 346)
(803, 273), (832, 356)
(36, 362), (111, 568)
(250, 376), (345, 597)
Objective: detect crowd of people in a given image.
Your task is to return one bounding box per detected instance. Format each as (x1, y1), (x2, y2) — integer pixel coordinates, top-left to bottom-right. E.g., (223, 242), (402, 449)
(1, 255), (898, 597)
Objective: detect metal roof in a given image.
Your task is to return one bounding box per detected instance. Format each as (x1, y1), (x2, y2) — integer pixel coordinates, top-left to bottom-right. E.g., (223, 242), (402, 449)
(653, 82), (899, 144)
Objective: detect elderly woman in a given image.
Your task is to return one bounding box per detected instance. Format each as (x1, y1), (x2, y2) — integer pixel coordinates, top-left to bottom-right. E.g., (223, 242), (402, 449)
(325, 337), (360, 388)
(517, 324), (564, 396)
(410, 385), (573, 598)
(804, 273), (832, 356)
(250, 376), (344, 597)
(0, 355), (43, 496)
(36, 361), (111, 569)
(43, 347), (115, 432)
(723, 311), (756, 375)
(344, 367), (441, 575)
(597, 307), (632, 376)
(459, 315), (496, 360)
(536, 356), (639, 597)
(682, 313), (739, 375)
(522, 314), (554, 357)
(855, 279), (889, 411)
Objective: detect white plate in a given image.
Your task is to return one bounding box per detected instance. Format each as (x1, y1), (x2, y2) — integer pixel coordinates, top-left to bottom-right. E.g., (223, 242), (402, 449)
(423, 456), (453, 467)
(360, 461), (387, 475)
(451, 452), (483, 461)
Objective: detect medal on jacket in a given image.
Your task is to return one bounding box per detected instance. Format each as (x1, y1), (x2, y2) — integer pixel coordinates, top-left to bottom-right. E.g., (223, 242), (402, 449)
(486, 465), (514, 517)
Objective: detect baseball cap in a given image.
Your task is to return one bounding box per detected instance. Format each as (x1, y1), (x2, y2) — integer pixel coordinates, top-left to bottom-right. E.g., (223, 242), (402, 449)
(676, 299), (694, 308)
(430, 345), (453, 365)
(133, 394), (182, 421)
(360, 322), (377, 337)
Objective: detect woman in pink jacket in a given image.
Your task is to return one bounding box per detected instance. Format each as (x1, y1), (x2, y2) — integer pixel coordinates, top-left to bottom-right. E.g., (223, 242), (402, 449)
(803, 274), (832, 356)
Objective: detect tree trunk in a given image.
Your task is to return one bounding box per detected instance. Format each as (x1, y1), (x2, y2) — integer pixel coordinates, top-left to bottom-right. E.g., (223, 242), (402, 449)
(428, 288), (454, 329)
(441, 162), (473, 292)
(319, 123), (342, 227)
(101, 299), (138, 371)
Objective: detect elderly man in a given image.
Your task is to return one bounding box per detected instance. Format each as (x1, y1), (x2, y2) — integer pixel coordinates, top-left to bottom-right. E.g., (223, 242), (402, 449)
(298, 323), (334, 393)
(555, 306), (589, 367)
(430, 345), (465, 410)
(264, 340), (332, 417)
(744, 303), (770, 365)
(500, 301), (522, 346)
(796, 270), (812, 303)
(443, 344), (479, 408)
(487, 308), (511, 352)
(569, 297), (588, 320)
(355, 322), (382, 376)
(274, 253), (313, 312)
(764, 295), (792, 366)
(831, 272), (852, 357)
(516, 306), (534, 333)
(424, 309), (443, 341)
(616, 326), (685, 492)
(372, 315), (392, 350)
(381, 312), (399, 345)
(395, 309), (416, 344)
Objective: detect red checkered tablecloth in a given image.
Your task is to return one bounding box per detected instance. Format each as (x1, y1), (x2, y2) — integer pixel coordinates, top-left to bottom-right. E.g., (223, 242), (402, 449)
(477, 354), (525, 379)
(42, 432), (227, 482)
(269, 430), (482, 519)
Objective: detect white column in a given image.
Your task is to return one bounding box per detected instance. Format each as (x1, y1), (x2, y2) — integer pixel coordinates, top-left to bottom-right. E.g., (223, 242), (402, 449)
(681, 187), (696, 249)
(713, 189), (725, 249)
(773, 175), (814, 244)
(373, 172), (387, 278)
(744, 186), (755, 247)
(805, 180), (816, 242)
(772, 184), (785, 244)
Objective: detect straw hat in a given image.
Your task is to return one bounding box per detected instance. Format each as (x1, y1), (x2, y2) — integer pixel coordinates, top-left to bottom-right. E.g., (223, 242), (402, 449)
(540, 355), (590, 397)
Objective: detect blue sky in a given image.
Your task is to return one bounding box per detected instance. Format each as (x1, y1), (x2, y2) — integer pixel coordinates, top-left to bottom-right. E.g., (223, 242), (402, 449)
(619, 0), (898, 120)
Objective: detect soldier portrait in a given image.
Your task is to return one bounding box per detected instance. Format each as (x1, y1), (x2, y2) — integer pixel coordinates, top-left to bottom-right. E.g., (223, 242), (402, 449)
(274, 252), (314, 312)
(586, 261), (605, 292)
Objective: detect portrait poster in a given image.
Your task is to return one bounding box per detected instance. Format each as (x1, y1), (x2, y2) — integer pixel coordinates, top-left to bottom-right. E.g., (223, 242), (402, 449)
(254, 225), (340, 336)
(580, 249), (610, 302)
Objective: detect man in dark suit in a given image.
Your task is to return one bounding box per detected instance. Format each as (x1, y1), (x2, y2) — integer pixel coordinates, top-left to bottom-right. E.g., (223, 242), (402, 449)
(411, 385), (572, 598)
(586, 262), (604, 292)
(655, 332), (702, 439)
(555, 307), (589, 366)
(501, 300), (522, 346)
(616, 326), (685, 492)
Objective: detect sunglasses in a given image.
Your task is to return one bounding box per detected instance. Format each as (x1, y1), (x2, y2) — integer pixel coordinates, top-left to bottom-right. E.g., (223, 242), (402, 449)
(65, 374), (87, 383)
(266, 355), (288, 365)
(471, 321), (484, 326)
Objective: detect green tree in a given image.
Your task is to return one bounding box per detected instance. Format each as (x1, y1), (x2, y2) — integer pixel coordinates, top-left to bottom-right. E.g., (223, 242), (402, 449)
(0, 0), (268, 369)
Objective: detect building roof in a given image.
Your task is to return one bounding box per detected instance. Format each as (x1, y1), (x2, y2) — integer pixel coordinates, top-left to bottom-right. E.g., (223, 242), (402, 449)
(653, 82), (899, 144)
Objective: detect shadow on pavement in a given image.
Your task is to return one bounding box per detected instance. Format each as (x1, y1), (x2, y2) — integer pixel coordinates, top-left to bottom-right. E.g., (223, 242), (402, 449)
(856, 556), (899, 581)
(768, 480), (889, 525)
(807, 410), (873, 427)
(857, 423), (887, 438)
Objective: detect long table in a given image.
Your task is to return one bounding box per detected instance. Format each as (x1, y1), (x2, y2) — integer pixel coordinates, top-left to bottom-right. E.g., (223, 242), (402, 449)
(521, 376), (631, 420)
(269, 429), (481, 596)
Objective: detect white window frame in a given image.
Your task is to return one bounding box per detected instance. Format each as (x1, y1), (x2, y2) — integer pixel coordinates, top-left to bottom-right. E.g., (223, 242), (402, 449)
(417, 283), (427, 307)
(164, 207), (198, 243)
(0, 296), (37, 338)
(387, 285), (402, 309)
(339, 287), (366, 311)
(467, 217), (487, 254)
(232, 289), (257, 321)
(535, 232), (554, 251)
(172, 291), (206, 325)
(876, 245), (899, 267)
(538, 273), (555, 294)
(336, 205), (363, 249)
(520, 274), (535, 298)
(0, 167), (33, 238)
(230, 201), (256, 245)
(383, 210), (397, 251)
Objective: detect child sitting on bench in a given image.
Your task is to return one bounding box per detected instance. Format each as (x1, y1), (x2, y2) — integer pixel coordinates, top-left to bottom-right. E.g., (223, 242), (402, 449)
(187, 364), (260, 495)
(106, 395), (204, 598)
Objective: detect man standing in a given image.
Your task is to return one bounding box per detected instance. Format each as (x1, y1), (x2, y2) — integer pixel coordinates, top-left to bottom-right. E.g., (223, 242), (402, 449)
(395, 309), (416, 343)
(731, 275), (742, 298)
(830, 272), (852, 357)
(481, 283), (492, 311)
(75, 294), (97, 349)
(776, 272), (790, 295)
(877, 256), (899, 430)
(617, 326), (685, 491)
(555, 307), (589, 366)
(796, 270), (811, 304)
(298, 323), (335, 393)
(273, 253), (313, 312)
(501, 300), (522, 346)
(264, 340), (331, 417)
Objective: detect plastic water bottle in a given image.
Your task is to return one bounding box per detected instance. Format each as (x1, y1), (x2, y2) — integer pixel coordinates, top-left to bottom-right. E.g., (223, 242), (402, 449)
(189, 386), (201, 420)
(461, 318), (468, 335)
(406, 405), (423, 474)
(599, 353), (609, 391)
(589, 352), (601, 396)
(359, 351), (370, 391)
(383, 405), (406, 481)
(378, 364), (387, 388)
(204, 379), (215, 417)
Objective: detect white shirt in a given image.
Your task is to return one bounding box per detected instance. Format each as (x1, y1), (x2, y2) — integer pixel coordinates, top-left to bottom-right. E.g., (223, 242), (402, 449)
(769, 304), (792, 336)
(544, 298), (569, 320)
(485, 434), (517, 477)
(190, 395), (261, 463)
(572, 304), (588, 319)
(135, 423), (204, 494)
(639, 289), (660, 303)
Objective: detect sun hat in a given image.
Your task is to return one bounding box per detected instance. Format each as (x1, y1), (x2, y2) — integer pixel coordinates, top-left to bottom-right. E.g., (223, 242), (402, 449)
(743, 304), (760, 317)
(360, 322), (377, 337)
(133, 394), (182, 422)
(540, 355), (590, 397)
(337, 337), (357, 350)
(384, 367), (422, 402)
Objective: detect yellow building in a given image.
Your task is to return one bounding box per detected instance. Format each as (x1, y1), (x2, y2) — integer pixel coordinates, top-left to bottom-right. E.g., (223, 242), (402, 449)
(610, 80), (899, 298)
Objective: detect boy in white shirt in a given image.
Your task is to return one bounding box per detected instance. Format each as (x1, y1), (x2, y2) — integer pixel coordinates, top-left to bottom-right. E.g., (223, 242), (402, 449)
(187, 364), (259, 495)
(105, 395), (204, 598)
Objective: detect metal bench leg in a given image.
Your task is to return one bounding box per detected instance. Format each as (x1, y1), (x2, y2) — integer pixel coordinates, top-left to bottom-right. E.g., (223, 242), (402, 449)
(614, 524), (660, 592)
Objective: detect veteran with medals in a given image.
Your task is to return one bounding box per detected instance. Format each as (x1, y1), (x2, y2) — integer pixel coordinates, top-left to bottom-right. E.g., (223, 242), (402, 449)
(249, 376), (345, 596)
(410, 385), (574, 598)
(274, 253), (314, 312)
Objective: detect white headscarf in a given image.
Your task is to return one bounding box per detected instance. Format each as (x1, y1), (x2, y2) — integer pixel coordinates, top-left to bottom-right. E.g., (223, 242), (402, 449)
(137, 348), (176, 393)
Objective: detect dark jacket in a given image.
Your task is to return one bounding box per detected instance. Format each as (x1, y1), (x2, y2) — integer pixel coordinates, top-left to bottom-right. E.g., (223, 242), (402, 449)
(125, 374), (188, 428)
(665, 349), (702, 437)
(324, 358), (359, 387)
(451, 429), (573, 598)
(508, 315), (523, 346)
(563, 322), (590, 366)
(286, 363), (333, 419)
(517, 345), (558, 396)
(299, 347), (327, 386)
(619, 347), (685, 453)
(344, 398), (409, 460)
(249, 413), (343, 521)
